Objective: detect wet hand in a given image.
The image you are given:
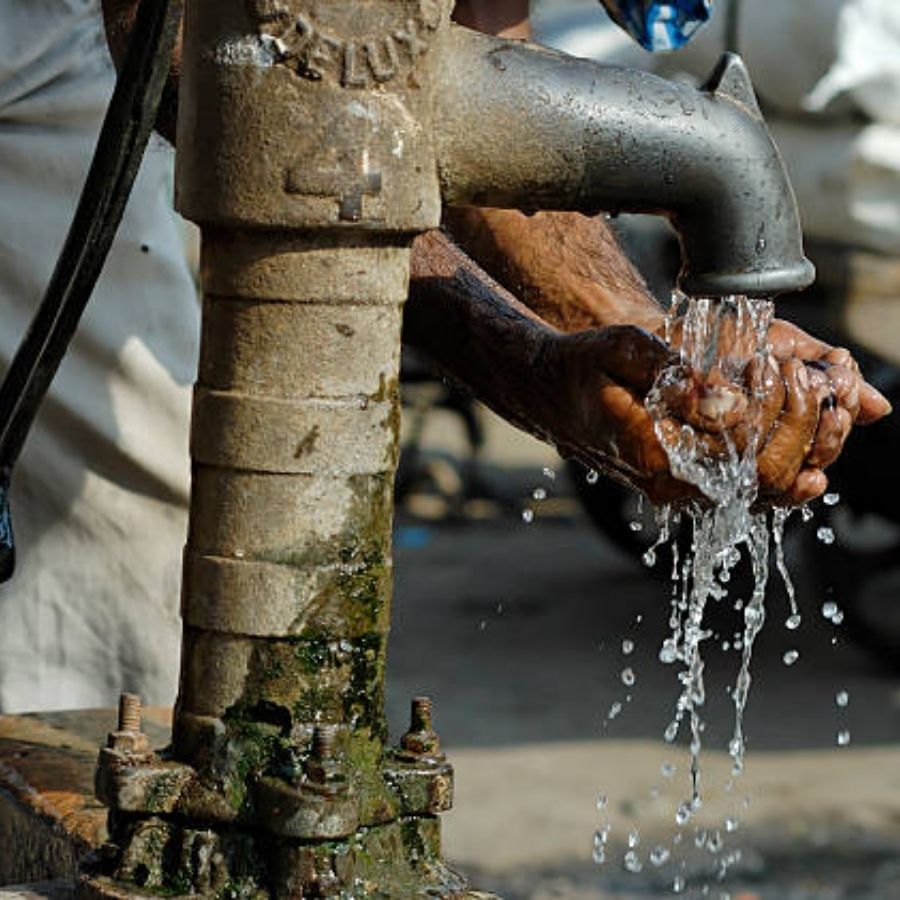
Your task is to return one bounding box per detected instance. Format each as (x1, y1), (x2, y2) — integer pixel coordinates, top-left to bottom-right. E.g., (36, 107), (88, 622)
(543, 325), (699, 504)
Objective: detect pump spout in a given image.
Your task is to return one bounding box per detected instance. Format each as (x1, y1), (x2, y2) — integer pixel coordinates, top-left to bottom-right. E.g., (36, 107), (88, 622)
(435, 30), (815, 298)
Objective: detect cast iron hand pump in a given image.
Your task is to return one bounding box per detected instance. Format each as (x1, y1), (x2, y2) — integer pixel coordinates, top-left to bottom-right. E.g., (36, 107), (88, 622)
(80, 1), (812, 895)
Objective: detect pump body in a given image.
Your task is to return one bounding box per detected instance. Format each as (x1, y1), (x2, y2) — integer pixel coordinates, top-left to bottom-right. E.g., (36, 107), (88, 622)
(85, 1), (813, 896)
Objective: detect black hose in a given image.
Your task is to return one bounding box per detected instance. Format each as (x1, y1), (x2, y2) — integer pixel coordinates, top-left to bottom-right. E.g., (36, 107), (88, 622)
(0, 0), (182, 582)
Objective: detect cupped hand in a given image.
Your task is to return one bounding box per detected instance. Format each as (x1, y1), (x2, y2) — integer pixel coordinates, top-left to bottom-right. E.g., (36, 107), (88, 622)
(649, 312), (891, 505)
(544, 320), (887, 507)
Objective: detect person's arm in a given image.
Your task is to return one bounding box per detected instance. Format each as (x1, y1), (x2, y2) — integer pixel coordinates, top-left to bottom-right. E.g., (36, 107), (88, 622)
(407, 230), (832, 505)
(452, 0), (531, 39)
(101, 0), (181, 143)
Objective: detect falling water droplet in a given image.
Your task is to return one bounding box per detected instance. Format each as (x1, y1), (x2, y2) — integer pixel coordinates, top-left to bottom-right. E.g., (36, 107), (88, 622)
(664, 720), (680, 743)
(643, 548), (657, 567)
(661, 762), (676, 778)
(832, 609), (845, 625)
(596, 794), (607, 811)
(836, 690), (849, 707)
(837, 730), (851, 747)
(622, 639), (635, 655)
(532, 487), (547, 501)
(801, 505), (815, 523)
(521, 508), (534, 524)
(785, 614), (802, 631)
(782, 649), (799, 666)
(822, 601), (839, 620)
(624, 850), (643, 873)
(650, 846), (670, 866)
(725, 817), (739, 833)
(673, 876), (685, 893)
(817, 526), (835, 545)
(628, 828), (640, 849)
(586, 469), (599, 485)
(607, 702), (623, 720)
(824, 492), (840, 507)
(675, 802), (693, 825)
(543, 466), (556, 481)
(630, 520), (643, 532)
(659, 639), (677, 664)
(621, 667), (636, 687)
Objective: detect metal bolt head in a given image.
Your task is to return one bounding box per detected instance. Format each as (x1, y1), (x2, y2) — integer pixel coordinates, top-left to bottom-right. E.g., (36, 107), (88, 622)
(305, 725), (347, 795)
(106, 692), (150, 754)
(399, 695), (443, 760)
(118, 693), (142, 733)
(410, 696), (433, 732)
(312, 724), (337, 761)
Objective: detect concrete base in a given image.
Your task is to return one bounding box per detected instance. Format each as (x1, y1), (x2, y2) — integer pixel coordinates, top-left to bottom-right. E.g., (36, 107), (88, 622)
(0, 709), (171, 887)
(0, 709), (497, 898)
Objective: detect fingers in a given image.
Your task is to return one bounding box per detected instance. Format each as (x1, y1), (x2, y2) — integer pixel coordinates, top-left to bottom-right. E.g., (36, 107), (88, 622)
(807, 401), (853, 470)
(858, 382), (893, 425)
(782, 467), (829, 505)
(757, 359), (820, 496)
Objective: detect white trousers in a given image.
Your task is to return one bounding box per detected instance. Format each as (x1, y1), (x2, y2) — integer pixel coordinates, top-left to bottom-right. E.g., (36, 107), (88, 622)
(0, 0), (198, 712)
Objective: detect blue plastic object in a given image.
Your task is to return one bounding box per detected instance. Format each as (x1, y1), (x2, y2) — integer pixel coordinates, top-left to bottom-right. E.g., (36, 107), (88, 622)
(598, 0), (713, 51)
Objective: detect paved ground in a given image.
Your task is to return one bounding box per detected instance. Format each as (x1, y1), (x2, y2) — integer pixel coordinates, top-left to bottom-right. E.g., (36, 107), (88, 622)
(386, 412), (900, 899)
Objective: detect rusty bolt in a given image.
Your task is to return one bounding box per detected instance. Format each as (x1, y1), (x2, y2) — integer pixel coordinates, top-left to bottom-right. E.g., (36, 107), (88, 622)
(312, 724), (337, 762)
(399, 696), (444, 760)
(305, 725), (347, 795)
(106, 691), (150, 755)
(118, 693), (142, 733)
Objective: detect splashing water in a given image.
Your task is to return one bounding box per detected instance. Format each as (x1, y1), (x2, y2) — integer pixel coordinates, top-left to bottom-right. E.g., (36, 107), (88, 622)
(645, 294), (800, 804)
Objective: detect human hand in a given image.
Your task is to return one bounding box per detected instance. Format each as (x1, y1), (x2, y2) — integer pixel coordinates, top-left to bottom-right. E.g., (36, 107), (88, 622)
(656, 314), (891, 504)
(543, 318), (889, 507)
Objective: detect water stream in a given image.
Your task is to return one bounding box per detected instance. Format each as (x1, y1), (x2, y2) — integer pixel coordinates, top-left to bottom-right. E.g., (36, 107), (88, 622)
(645, 293), (796, 815)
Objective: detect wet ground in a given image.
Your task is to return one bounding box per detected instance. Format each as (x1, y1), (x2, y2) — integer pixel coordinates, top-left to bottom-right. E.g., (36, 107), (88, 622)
(385, 413), (900, 899)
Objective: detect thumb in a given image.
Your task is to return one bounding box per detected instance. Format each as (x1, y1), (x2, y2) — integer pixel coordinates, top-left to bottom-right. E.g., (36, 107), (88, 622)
(567, 325), (675, 395)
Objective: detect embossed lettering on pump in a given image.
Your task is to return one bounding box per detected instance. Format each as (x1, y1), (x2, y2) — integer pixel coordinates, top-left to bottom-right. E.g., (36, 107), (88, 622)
(247, 0), (444, 87)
